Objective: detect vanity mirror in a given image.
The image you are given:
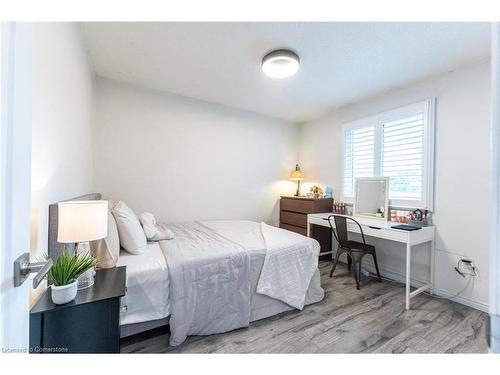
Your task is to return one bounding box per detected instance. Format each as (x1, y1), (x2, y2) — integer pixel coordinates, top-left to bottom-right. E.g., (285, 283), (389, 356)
(353, 177), (389, 221)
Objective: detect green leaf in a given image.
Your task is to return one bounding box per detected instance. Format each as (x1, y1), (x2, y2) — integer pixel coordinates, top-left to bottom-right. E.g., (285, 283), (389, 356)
(47, 247), (98, 286)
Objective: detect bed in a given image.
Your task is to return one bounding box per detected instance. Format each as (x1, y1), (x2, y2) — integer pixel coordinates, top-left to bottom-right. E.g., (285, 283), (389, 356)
(117, 243), (170, 326)
(49, 194), (325, 346)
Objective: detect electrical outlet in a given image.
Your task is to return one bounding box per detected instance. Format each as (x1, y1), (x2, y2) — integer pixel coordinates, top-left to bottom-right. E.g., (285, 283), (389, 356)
(461, 260), (476, 273)
(456, 258), (477, 277)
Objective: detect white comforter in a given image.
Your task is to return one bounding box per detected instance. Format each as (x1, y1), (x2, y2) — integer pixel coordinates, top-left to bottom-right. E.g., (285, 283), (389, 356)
(257, 223), (320, 309)
(161, 221), (322, 346)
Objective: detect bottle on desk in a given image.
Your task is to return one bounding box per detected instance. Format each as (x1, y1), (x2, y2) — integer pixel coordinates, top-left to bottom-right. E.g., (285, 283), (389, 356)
(333, 201), (346, 215)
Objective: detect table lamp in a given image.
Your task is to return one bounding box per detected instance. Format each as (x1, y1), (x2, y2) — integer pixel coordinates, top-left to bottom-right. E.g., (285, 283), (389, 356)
(57, 200), (108, 289)
(290, 164), (304, 197)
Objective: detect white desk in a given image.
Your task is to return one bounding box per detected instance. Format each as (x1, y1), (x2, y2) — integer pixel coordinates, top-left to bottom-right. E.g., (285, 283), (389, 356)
(307, 213), (436, 310)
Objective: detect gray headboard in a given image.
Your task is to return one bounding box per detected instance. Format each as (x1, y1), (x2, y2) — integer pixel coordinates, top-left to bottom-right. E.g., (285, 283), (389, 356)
(48, 193), (102, 260)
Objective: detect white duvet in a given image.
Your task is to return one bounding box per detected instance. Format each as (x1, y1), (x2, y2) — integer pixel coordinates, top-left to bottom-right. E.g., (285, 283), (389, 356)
(160, 221), (323, 346)
(257, 222), (320, 309)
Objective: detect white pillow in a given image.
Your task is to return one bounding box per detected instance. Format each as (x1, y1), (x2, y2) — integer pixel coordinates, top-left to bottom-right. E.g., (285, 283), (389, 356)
(90, 211), (120, 268)
(138, 212), (175, 241)
(111, 201), (147, 255)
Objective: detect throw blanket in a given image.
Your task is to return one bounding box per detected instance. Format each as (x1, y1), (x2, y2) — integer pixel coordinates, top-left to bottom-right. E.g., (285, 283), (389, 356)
(161, 222), (251, 346)
(257, 223), (320, 309)
(162, 221), (320, 346)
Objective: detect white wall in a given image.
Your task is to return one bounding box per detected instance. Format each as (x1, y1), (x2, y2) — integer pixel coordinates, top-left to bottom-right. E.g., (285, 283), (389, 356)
(490, 23), (500, 352)
(30, 23), (95, 260)
(93, 78), (299, 226)
(299, 61), (491, 311)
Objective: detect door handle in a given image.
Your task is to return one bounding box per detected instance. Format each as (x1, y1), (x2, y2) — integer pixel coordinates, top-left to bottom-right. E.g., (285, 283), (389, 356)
(13, 252), (53, 288)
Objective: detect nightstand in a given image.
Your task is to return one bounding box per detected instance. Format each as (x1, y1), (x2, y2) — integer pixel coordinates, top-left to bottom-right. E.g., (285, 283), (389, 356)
(29, 266), (126, 353)
(280, 196), (333, 260)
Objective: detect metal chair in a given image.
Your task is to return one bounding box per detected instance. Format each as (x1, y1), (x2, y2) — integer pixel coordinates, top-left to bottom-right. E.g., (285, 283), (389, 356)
(327, 214), (382, 289)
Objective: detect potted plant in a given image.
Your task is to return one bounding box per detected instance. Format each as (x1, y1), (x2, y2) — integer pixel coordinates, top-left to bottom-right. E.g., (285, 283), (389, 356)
(46, 249), (98, 305)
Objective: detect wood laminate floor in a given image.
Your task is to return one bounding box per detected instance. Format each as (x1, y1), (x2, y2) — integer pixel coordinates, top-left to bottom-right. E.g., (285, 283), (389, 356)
(120, 261), (488, 353)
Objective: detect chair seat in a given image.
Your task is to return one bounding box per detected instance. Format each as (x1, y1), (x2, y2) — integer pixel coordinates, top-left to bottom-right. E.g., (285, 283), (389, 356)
(342, 241), (375, 252)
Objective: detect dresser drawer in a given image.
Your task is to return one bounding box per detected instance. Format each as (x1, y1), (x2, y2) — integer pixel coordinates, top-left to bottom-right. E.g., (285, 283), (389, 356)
(279, 223), (307, 236)
(280, 211), (307, 228)
(280, 198), (315, 213)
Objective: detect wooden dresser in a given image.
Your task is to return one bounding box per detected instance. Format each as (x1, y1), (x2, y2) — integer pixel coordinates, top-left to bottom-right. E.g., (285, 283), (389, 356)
(279, 196), (333, 260)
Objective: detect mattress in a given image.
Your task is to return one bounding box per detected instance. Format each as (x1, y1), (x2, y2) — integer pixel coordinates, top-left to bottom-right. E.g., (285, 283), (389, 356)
(119, 220), (324, 332)
(200, 221), (324, 322)
(117, 242), (170, 326)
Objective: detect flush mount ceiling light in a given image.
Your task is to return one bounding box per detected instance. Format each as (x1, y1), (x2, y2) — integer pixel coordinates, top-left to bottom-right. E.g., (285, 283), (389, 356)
(261, 49), (300, 79)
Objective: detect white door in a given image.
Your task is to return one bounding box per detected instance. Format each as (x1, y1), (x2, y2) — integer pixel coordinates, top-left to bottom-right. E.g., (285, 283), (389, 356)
(0, 22), (33, 353)
(491, 22), (500, 354)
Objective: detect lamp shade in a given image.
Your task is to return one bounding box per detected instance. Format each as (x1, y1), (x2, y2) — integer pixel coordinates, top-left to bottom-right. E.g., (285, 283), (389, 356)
(57, 200), (108, 243)
(289, 164), (303, 181)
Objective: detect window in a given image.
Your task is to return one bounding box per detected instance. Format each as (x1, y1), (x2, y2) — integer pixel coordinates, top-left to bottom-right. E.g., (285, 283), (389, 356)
(342, 100), (434, 209)
(342, 124), (376, 197)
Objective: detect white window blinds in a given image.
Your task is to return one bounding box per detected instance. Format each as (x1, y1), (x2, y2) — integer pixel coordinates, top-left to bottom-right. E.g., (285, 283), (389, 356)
(382, 114), (424, 201)
(341, 100), (434, 209)
(343, 126), (375, 197)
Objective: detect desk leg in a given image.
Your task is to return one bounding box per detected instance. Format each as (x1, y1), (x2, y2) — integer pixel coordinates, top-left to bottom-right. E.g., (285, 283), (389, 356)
(430, 238), (435, 295)
(405, 242), (412, 310)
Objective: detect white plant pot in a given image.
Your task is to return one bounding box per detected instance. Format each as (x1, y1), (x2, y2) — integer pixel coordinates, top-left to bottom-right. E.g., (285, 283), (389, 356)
(51, 280), (78, 305)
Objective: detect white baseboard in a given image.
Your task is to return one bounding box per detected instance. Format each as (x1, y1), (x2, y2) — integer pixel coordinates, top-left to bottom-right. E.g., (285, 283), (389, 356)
(431, 287), (489, 312)
(338, 255), (428, 288)
(345, 256), (489, 313)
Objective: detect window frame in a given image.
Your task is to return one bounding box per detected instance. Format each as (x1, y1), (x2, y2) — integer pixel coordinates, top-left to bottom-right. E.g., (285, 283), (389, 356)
(341, 99), (435, 210)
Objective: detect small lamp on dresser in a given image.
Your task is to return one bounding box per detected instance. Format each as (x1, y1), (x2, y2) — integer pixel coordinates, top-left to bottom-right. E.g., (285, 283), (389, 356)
(290, 164), (304, 196)
(57, 200), (108, 289)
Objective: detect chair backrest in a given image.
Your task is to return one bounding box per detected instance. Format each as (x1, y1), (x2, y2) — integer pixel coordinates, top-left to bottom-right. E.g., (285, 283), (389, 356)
(327, 214), (366, 247)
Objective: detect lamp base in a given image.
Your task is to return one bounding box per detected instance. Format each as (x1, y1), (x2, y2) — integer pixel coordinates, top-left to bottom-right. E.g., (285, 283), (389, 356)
(76, 241), (95, 290)
(294, 180), (301, 196)
(77, 268), (94, 290)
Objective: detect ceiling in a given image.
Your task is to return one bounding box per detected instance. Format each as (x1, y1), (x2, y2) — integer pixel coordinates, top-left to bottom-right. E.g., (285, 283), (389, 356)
(82, 22), (490, 123)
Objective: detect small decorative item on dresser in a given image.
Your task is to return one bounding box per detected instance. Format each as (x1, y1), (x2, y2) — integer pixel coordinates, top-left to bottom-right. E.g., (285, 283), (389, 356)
(289, 164), (304, 196)
(45, 249), (98, 305)
(309, 185), (324, 198)
(324, 186), (333, 198)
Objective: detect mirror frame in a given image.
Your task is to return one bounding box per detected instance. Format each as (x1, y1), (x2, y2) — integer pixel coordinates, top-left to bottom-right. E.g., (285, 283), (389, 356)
(353, 176), (389, 221)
